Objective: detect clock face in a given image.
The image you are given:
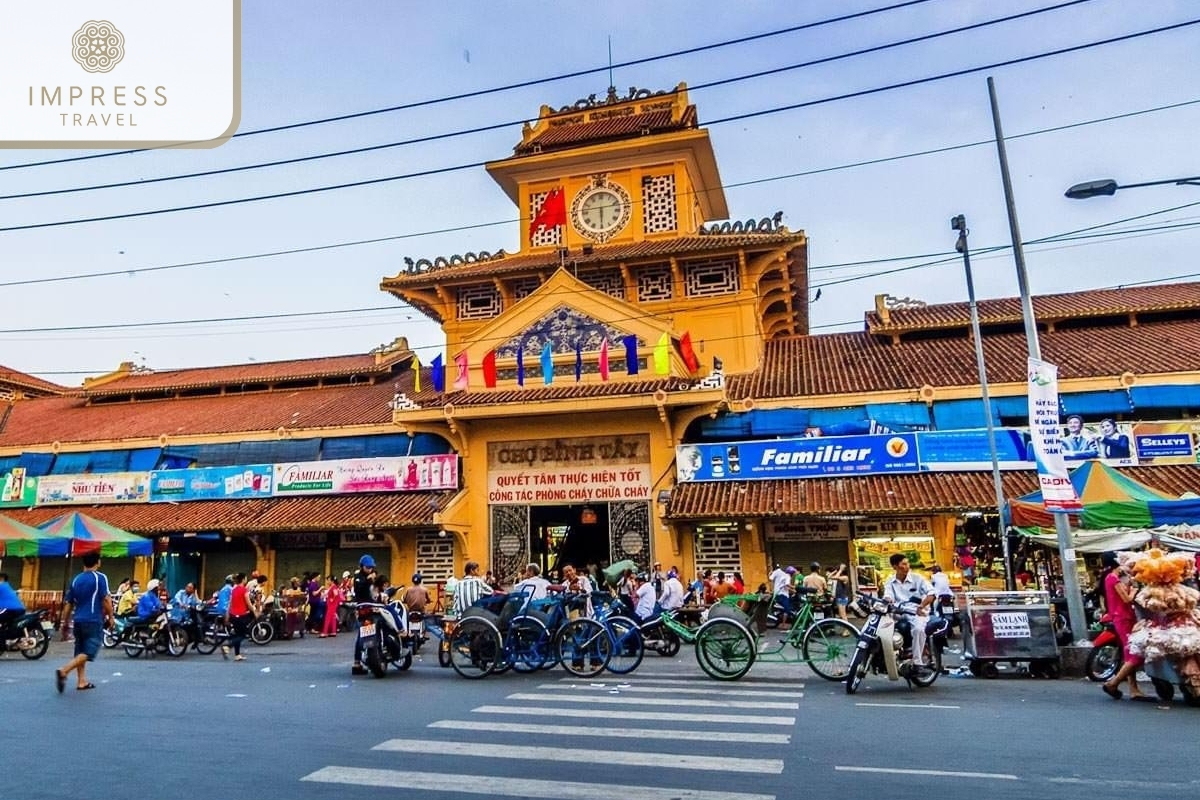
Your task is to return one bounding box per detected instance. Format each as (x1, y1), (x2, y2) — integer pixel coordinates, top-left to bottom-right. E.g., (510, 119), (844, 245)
(571, 182), (632, 242)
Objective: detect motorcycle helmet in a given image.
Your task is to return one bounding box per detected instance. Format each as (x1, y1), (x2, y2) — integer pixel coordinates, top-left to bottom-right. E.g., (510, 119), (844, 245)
(145, 579), (160, 592)
(785, 566), (797, 575)
(359, 554), (376, 569)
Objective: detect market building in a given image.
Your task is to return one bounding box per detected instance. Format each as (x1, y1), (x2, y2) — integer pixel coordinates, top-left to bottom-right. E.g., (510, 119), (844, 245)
(2, 82), (1199, 601)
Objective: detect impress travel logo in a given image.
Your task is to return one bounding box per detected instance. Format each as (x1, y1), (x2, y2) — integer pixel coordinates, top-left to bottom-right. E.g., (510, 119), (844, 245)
(1, 3), (240, 148)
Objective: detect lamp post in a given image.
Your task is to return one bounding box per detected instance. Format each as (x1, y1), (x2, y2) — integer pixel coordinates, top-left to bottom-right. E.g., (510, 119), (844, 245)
(951, 215), (1014, 591)
(988, 76), (1089, 643)
(1065, 176), (1200, 199)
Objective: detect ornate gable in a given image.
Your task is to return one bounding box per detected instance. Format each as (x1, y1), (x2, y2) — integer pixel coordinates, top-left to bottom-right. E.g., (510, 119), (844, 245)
(496, 305), (635, 358)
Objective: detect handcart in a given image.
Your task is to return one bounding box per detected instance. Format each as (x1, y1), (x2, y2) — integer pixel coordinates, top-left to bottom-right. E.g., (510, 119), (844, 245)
(278, 592), (307, 639)
(962, 590), (1060, 679)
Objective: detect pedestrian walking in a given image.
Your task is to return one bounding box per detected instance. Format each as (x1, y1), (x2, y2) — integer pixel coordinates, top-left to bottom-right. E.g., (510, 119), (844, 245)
(55, 551), (113, 693)
(321, 575), (343, 638)
(223, 572), (252, 662)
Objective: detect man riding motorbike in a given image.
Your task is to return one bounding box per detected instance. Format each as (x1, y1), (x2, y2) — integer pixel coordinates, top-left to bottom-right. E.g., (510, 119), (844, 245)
(351, 555), (377, 676)
(882, 554), (935, 665)
(0, 573), (25, 631)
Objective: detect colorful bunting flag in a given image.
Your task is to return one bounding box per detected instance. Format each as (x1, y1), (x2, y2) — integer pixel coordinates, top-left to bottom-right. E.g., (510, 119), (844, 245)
(713, 356), (724, 372)
(623, 335), (639, 376)
(680, 331), (700, 372)
(482, 350), (498, 388)
(599, 339), (610, 382)
(540, 342), (554, 385)
(653, 332), (670, 375)
(516, 346), (525, 387)
(574, 341), (583, 382)
(411, 353), (422, 393)
(529, 187), (566, 243)
(453, 351), (469, 391)
(431, 354), (445, 393)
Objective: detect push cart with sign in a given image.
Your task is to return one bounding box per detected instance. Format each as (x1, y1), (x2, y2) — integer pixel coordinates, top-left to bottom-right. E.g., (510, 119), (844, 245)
(962, 590), (1061, 679)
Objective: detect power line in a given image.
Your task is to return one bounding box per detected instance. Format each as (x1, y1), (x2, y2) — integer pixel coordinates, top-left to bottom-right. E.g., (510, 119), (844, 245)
(0, 0), (1093, 202)
(2, 18), (1195, 235)
(0, 0), (937, 173)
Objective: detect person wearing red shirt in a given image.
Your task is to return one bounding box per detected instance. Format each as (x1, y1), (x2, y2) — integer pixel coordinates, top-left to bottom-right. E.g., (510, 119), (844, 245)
(223, 573), (253, 662)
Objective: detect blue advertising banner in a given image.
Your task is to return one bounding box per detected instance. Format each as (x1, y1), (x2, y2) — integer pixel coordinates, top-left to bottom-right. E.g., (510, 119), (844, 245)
(675, 434), (920, 482)
(150, 465), (274, 502)
(916, 429), (1033, 471)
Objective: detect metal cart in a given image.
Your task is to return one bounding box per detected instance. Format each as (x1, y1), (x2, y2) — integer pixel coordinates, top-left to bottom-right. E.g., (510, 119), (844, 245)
(962, 590), (1060, 679)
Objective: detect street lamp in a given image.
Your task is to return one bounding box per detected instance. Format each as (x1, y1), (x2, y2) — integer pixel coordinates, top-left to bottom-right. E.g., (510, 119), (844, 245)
(951, 214), (1014, 592)
(1065, 175), (1200, 199)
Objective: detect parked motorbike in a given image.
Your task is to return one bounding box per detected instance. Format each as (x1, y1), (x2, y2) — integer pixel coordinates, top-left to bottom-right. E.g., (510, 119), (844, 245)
(845, 592), (947, 694)
(407, 610), (427, 654)
(355, 600), (415, 678)
(117, 609), (187, 658)
(1085, 614), (1122, 683)
(0, 609), (51, 660)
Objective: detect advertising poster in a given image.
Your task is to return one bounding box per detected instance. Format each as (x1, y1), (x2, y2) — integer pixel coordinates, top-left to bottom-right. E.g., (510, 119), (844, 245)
(150, 465), (274, 502)
(36, 472), (151, 505)
(0, 468), (37, 508)
(273, 454), (458, 496)
(1130, 421), (1199, 465)
(916, 428), (1033, 471)
(675, 434), (919, 482)
(1026, 359), (1082, 512)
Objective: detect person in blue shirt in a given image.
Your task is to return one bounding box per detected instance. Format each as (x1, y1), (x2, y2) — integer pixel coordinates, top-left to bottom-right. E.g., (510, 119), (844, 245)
(172, 582), (203, 610)
(136, 579), (165, 622)
(0, 572), (25, 630)
(215, 575), (234, 614)
(55, 551), (113, 693)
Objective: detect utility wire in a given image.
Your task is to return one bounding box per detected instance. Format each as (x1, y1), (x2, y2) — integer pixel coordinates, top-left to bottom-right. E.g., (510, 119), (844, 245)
(0, 0), (1094, 201)
(0, 0), (938, 173)
(1, 18), (1195, 235)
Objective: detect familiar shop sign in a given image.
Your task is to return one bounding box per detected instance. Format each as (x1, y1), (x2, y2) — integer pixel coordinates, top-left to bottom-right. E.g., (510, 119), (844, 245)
(765, 519), (851, 541)
(675, 435), (919, 482)
(487, 434), (651, 505)
(36, 472), (151, 505)
(273, 454), (458, 496)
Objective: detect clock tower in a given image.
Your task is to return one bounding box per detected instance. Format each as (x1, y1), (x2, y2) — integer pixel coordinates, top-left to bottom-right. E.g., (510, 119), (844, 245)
(486, 83), (729, 251)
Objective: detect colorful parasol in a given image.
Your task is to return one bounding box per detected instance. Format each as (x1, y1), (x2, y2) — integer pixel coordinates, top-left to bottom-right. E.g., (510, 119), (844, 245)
(0, 513), (69, 557)
(37, 511), (153, 557)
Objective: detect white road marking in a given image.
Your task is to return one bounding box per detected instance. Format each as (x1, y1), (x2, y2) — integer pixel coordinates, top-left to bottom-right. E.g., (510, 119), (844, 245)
(835, 766), (1018, 781)
(541, 682), (802, 697)
(1049, 777), (1200, 789)
(372, 738), (783, 774)
(854, 702), (960, 709)
(428, 719), (791, 744)
(557, 675), (807, 689)
(506, 691), (798, 709)
(474, 704), (795, 725)
(302, 768), (776, 800)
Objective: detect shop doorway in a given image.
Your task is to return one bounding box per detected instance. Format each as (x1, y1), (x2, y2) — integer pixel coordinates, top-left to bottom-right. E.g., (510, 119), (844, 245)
(530, 503), (610, 580)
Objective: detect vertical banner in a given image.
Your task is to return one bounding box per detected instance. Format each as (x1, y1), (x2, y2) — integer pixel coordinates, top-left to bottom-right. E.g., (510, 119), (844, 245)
(1026, 358), (1082, 512)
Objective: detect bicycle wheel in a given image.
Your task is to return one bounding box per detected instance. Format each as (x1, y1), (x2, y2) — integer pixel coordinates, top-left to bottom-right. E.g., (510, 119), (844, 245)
(694, 618), (755, 681)
(556, 618), (611, 677)
(801, 618), (858, 681)
(449, 617), (500, 679)
(509, 616), (551, 673)
(604, 616), (644, 675)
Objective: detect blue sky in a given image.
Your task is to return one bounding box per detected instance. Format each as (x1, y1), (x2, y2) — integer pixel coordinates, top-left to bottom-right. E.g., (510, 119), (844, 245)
(2, 0), (1197, 383)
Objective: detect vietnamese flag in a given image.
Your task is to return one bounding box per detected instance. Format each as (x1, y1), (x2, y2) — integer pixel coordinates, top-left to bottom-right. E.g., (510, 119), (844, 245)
(482, 350), (498, 388)
(623, 335), (639, 375)
(599, 339), (610, 381)
(453, 351), (469, 391)
(679, 331), (700, 372)
(430, 354), (445, 393)
(529, 187), (566, 243)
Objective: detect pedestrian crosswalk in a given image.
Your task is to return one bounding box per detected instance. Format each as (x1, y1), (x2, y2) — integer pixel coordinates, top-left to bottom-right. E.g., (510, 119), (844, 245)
(301, 672), (806, 800)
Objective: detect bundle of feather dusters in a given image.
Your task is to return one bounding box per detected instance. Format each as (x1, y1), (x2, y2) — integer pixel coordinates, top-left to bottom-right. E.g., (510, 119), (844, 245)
(1121, 549), (1200, 690)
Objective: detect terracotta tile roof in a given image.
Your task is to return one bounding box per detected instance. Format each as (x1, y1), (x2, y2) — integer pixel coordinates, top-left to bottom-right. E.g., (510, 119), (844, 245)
(728, 319), (1200, 399)
(0, 365), (69, 395)
(667, 465), (1200, 518)
(384, 231), (804, 289)
(0, 377), (405, 447)
(867, 282), (1200, 334)
(85, 348), (411, 397)
(514, 106), (698, 155)
(6, 491), (450, 532)
(403, 377), (697, 409)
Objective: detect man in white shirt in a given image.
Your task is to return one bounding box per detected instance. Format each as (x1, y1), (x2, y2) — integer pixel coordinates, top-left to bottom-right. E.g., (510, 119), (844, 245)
(452, 561), (493, 617)
(659, 569), (685, 611)
(883, 553), (935, 665)
(513, 563), (551, 606)
(632, 573), (657, 622)
(768, 564), (796, 621)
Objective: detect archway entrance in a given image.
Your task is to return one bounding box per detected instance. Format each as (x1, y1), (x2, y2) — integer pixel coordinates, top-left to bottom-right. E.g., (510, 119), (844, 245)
(530, 503), (610, 579)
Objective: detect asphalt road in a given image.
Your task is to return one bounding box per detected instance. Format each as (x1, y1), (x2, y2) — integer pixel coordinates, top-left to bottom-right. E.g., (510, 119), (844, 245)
(1, 634), (1195, 800)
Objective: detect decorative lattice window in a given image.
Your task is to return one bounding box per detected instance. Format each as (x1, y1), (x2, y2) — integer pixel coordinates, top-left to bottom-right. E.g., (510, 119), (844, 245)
(578, 268), (625, 300)
(695, 523), (742, 576)
(529, 190), (562, 248)
(456, 284), (502, 321)
(642, 173), (677, 234)
(415, 530), (455, 582)
(636, 263), (673, 302)
(511, 277), (541, 302)
(684, 258), (739, 297)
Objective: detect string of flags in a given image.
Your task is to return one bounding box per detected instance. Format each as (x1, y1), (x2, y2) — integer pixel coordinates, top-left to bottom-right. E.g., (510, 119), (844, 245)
(418, 331), (708, 393)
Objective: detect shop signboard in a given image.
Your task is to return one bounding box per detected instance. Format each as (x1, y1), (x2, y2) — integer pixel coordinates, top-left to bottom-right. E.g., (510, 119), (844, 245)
(675, 434), (919, 483)
(854, 517), (936, 576)
(272, 454), (458, 496)
(916, 429), (1033, 471)
(149, 465), (274, 502)
(1130, 421), (1199, 465)
(765, 519), (850, 541)
(1026, 358), (1082, 512)
(36, 472), (151, 506)
(487, 434), (651, 504)
(0, 468), (37, 508)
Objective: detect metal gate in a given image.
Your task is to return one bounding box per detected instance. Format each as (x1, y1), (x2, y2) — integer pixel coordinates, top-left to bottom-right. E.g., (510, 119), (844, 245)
(609, 500), (652, 572)
(489, 504), (530, 585)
